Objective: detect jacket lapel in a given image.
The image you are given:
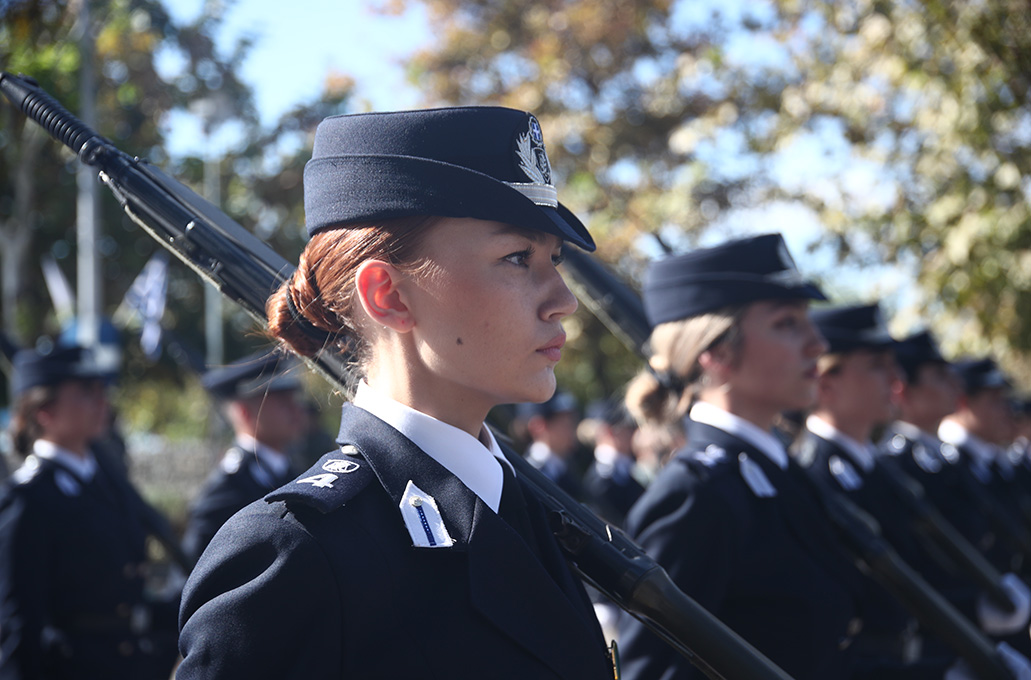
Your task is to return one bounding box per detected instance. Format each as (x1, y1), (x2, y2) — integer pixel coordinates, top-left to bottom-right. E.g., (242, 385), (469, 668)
(336, 405), (605, 679)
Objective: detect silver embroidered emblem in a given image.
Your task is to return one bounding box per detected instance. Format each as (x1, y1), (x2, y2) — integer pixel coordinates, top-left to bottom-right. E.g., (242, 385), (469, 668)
(323, 459), (361, 474)
(514, 115), (552, 185)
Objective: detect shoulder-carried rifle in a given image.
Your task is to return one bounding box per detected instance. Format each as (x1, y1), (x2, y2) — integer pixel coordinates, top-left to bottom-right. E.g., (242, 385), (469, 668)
(557, 220), (1022, 679)
(1, 71), (799, 680)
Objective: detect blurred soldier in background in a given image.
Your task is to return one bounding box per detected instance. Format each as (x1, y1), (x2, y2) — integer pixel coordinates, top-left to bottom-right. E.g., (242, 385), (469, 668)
(581, 397), (644, 527)
(181, 351), (306, 564)
(0, 343), (177, 680)
(520, 390), (586, 501)
(939, 358), (1031, 575)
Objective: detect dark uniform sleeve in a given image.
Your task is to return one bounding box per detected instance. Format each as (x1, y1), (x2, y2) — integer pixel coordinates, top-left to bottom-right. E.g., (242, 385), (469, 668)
(617, 460), (744, 680)
(0, 488), (57, 680)
(177, 501), (344, 680)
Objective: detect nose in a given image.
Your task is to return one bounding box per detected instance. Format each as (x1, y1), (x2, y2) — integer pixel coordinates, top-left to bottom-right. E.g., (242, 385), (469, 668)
(540, 266), (578, 321)
(805, 319), (829, 357)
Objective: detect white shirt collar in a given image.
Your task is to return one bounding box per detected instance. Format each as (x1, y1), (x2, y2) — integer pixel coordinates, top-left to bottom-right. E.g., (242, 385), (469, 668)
(938, 419), (1000, 465)
(805, 415), (876, 472)
(353, 381), (505, 513)
(689, 401), (788, 470)
(236, 433), (291, 479)
(33, 439), (97, 482)
(893, 420), (943, 450)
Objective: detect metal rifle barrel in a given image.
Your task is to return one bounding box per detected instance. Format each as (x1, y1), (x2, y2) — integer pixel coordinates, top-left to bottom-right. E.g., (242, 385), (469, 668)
(506, 451), (795, 680)
(1, 70), (797, 680)
(556, 232), (1023, 678)
(815, 483), (1015, 680)
(873, 456), (1017, 611)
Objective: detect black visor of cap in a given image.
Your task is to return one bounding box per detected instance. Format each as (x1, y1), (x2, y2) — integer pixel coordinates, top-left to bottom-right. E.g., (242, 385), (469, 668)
(303, 107), (595, 252)
(642, 233), (826, 326)
(810, 304), (896, 354)
(11, 345), (108, 396)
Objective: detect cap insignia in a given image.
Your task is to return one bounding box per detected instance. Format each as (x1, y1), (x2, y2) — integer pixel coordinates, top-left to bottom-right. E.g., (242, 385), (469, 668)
(507, 115), (558, 208)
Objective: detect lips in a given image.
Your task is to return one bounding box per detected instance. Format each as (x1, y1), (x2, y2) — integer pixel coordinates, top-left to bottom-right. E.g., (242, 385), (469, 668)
(537, 333), (566, 362)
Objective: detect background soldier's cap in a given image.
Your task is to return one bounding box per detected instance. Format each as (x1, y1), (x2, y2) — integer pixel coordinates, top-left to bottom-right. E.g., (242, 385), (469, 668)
(894, 330), (949, 382)
(12, 343), (109, 396)
(516, 390), (579, 421)
(810, 303), (896, 354)
(642, 232), (825, 326)
(303, 107), (594, 251)
(951, 357), (1010, 394)
(201, 350), (302, 400)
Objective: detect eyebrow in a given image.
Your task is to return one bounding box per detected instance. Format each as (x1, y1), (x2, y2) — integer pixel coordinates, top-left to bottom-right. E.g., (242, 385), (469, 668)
(491, 223), (553, 245)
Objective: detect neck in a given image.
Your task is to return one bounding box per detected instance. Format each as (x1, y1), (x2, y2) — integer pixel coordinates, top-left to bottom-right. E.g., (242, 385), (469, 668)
(811, 409), (872, 444)
(365, 363), (489, 439)
(699, 389), (776, 432)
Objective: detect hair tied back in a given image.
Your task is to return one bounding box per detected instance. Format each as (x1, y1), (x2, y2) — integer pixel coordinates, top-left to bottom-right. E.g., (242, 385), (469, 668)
(650, 366), (686, 394)
(286, 293), (336, 345)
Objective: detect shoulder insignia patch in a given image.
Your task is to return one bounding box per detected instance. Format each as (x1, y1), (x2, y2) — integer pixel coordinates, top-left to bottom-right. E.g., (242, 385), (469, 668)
(829, 455), (864, 491)
(693, 444), (727, 467)
(265, 447), (374, 514)
(738, 453), (777, 498)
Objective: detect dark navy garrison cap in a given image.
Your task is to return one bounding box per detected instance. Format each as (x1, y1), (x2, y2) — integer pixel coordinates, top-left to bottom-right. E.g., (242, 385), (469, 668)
(894, 330), (948, 381)
(12, 344), (110, 396)
(303, 107), (594, 251)
(952, 357), (1010, 394)
(201, 351), (302, 400)
(642, 233), (825, 326)
(810, 304), (896, 354)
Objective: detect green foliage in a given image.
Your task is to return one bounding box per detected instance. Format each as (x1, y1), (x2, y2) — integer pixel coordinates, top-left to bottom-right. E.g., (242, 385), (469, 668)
(404, 0), (1031, 388)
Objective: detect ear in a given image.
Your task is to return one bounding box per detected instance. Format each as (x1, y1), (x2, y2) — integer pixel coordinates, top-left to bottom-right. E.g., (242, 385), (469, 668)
(698, 344), (732, 382)
(355, 260), (413, 332)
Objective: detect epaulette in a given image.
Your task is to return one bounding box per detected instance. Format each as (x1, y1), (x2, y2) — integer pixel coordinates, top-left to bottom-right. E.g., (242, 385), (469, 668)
(11, 455), (44, 486)
(265, 445), (375, 514)
(690, 443), (729, 468)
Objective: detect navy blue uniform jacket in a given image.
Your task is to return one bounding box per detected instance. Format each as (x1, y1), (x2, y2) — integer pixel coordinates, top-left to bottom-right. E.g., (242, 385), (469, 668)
(177, 404), (612, 679)
(0, 454), (169, 680)
(181, 444), (295, 564)
(617, 420), (863, 680)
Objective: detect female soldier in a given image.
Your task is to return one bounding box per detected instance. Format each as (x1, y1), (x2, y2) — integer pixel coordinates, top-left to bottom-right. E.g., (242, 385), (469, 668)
(0, 344), (176, 680)
(176, 108), (614, 679)
(615, 234), (868, 680)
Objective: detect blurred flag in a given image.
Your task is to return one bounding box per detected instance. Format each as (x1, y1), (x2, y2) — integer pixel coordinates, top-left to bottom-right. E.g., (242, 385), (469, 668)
(116, 252), (169, 361)
(41, 255), (76, 325)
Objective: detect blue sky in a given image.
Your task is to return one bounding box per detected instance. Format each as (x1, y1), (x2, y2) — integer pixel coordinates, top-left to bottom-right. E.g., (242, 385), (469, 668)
(155, 0), (918, 323)
(160, 0), (430, 156)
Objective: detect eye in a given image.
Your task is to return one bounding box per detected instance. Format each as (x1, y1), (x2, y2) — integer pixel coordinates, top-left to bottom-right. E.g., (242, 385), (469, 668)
(552, 249), (566, 267)
(503, 248), (534, 267)
(773, 314), (799, 329)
